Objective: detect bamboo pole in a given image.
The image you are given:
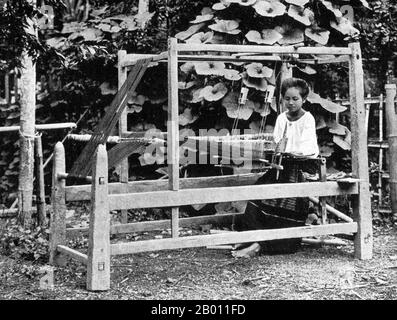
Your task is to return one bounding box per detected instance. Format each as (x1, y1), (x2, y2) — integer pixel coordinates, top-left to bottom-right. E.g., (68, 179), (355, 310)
(308, 196), (353, 222)
(385, 84), (397, 221)
(378, 94), (384, 208)
(34, 133), (46, 226)
(5, 73), (10, 105)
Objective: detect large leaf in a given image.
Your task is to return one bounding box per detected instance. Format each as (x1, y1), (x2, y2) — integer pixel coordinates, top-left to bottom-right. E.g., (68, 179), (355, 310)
(253, 0), (286, 17)
(222, 69), (241, 81)
(180, 62), (195, 74)
(188, 88), (205, 103)
(321, 0), (343, 18)
(190, 14), (214, 24)
(327, 120), (347, 135)
(200, 83), (228, 101)
(127, 92), (146, 113)
(46, 37), (66, 49)
(208, 20), (241, 34)
(333, 127), (351, 150)
(245, 29), (282, 45)
(245, 63), (273, 78)
(241, 72), (268, 91)
(212, 1), (231, 11)
(179, 108), (198, 126)
(305, 27), (330, 45)
(297, 65), (316, 75)
(186, 31), (214, 44)
(287, 5), (313, 26)
(307, 92), (347, 113)
(275, 25), (304, 45)
(175, 23), (206, 40)
(178, 80), (198, 90)
(222, 91), (255, 120)
(194, 61), (226, 75)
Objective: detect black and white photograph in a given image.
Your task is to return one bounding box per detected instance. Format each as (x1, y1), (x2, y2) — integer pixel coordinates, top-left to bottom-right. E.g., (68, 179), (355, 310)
(0, 0), (396, 306)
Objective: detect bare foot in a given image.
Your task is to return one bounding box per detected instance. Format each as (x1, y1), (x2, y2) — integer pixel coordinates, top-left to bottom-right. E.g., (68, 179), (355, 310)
(231, 242), (261, 258)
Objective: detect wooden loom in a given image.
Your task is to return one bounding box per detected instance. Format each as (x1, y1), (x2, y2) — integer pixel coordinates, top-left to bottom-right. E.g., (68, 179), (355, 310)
(49, 39), (372, 291)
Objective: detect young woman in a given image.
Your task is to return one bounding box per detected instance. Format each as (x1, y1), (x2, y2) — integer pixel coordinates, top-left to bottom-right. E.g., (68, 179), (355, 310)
(274, 77), (319, 158)
(233, 78), (319, 257)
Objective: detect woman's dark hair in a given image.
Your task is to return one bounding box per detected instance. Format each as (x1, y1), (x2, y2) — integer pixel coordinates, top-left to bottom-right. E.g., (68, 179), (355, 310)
(280, 78), (310, 99)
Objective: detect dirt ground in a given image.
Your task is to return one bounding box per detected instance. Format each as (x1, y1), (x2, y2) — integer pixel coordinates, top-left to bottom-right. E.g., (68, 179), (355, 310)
(0, 223), (396, 300)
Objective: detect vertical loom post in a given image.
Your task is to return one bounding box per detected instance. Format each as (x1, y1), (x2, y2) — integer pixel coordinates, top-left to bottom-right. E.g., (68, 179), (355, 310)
(117, 50), (129, 224)
(168, 38), (180, 238)
(349, 42), (372, 259)
(34, 133), (46, 226)
(49, 142), (66, 265)
(385, 84), (397, 221)
(87, 144), (110, 291)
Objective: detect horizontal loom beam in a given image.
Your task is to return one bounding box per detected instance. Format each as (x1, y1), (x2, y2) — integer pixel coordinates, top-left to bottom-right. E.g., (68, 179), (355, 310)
(108, 181), (359, 210)
(110, 222), (358, 255)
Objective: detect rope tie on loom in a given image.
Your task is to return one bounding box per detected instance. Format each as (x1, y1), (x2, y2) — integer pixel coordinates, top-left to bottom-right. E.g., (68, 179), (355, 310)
(17, 129), (39, 193)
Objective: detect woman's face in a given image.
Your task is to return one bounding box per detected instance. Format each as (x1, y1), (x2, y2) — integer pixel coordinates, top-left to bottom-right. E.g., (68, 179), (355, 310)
(283, 87), (305, 114)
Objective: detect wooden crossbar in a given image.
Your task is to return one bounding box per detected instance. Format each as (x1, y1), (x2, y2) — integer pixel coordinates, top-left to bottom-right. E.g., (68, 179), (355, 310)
(110, 222), (358, 255)
(57, 245), (88, 264)
(120, 51), (168, 67)
(65, 173), (263, 201)
(108, 181), (359, 210)
(66, 212), (241, 238)
(0, 122), (76, 133)
(176, 43), (352, 55)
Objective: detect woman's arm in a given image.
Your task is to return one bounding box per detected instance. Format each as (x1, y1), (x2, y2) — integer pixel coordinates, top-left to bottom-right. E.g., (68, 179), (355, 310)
(273, 113), (285, 144)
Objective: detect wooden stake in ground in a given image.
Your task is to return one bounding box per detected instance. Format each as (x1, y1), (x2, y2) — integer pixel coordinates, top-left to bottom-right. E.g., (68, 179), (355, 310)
(385, 84), (397, 221)
(49, 142), (66, 266)
(18, 3), (37, 228)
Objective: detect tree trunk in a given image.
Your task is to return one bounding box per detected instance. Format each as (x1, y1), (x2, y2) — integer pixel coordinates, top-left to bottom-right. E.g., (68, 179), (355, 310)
(18, 2), (37, 228)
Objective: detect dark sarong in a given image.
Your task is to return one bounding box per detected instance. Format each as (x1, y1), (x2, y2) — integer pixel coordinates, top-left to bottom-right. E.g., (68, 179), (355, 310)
(234, 157), (318, 254)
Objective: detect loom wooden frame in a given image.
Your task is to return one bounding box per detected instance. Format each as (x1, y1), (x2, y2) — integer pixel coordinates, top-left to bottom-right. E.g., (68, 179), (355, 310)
(49, 39), (372, 291)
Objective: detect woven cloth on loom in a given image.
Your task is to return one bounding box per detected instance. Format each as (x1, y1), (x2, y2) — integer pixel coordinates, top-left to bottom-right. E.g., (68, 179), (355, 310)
(259, 157), (319, 222)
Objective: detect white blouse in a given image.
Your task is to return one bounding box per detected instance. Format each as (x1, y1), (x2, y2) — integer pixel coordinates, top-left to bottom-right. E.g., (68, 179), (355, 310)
(273, 111), (319, 158)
